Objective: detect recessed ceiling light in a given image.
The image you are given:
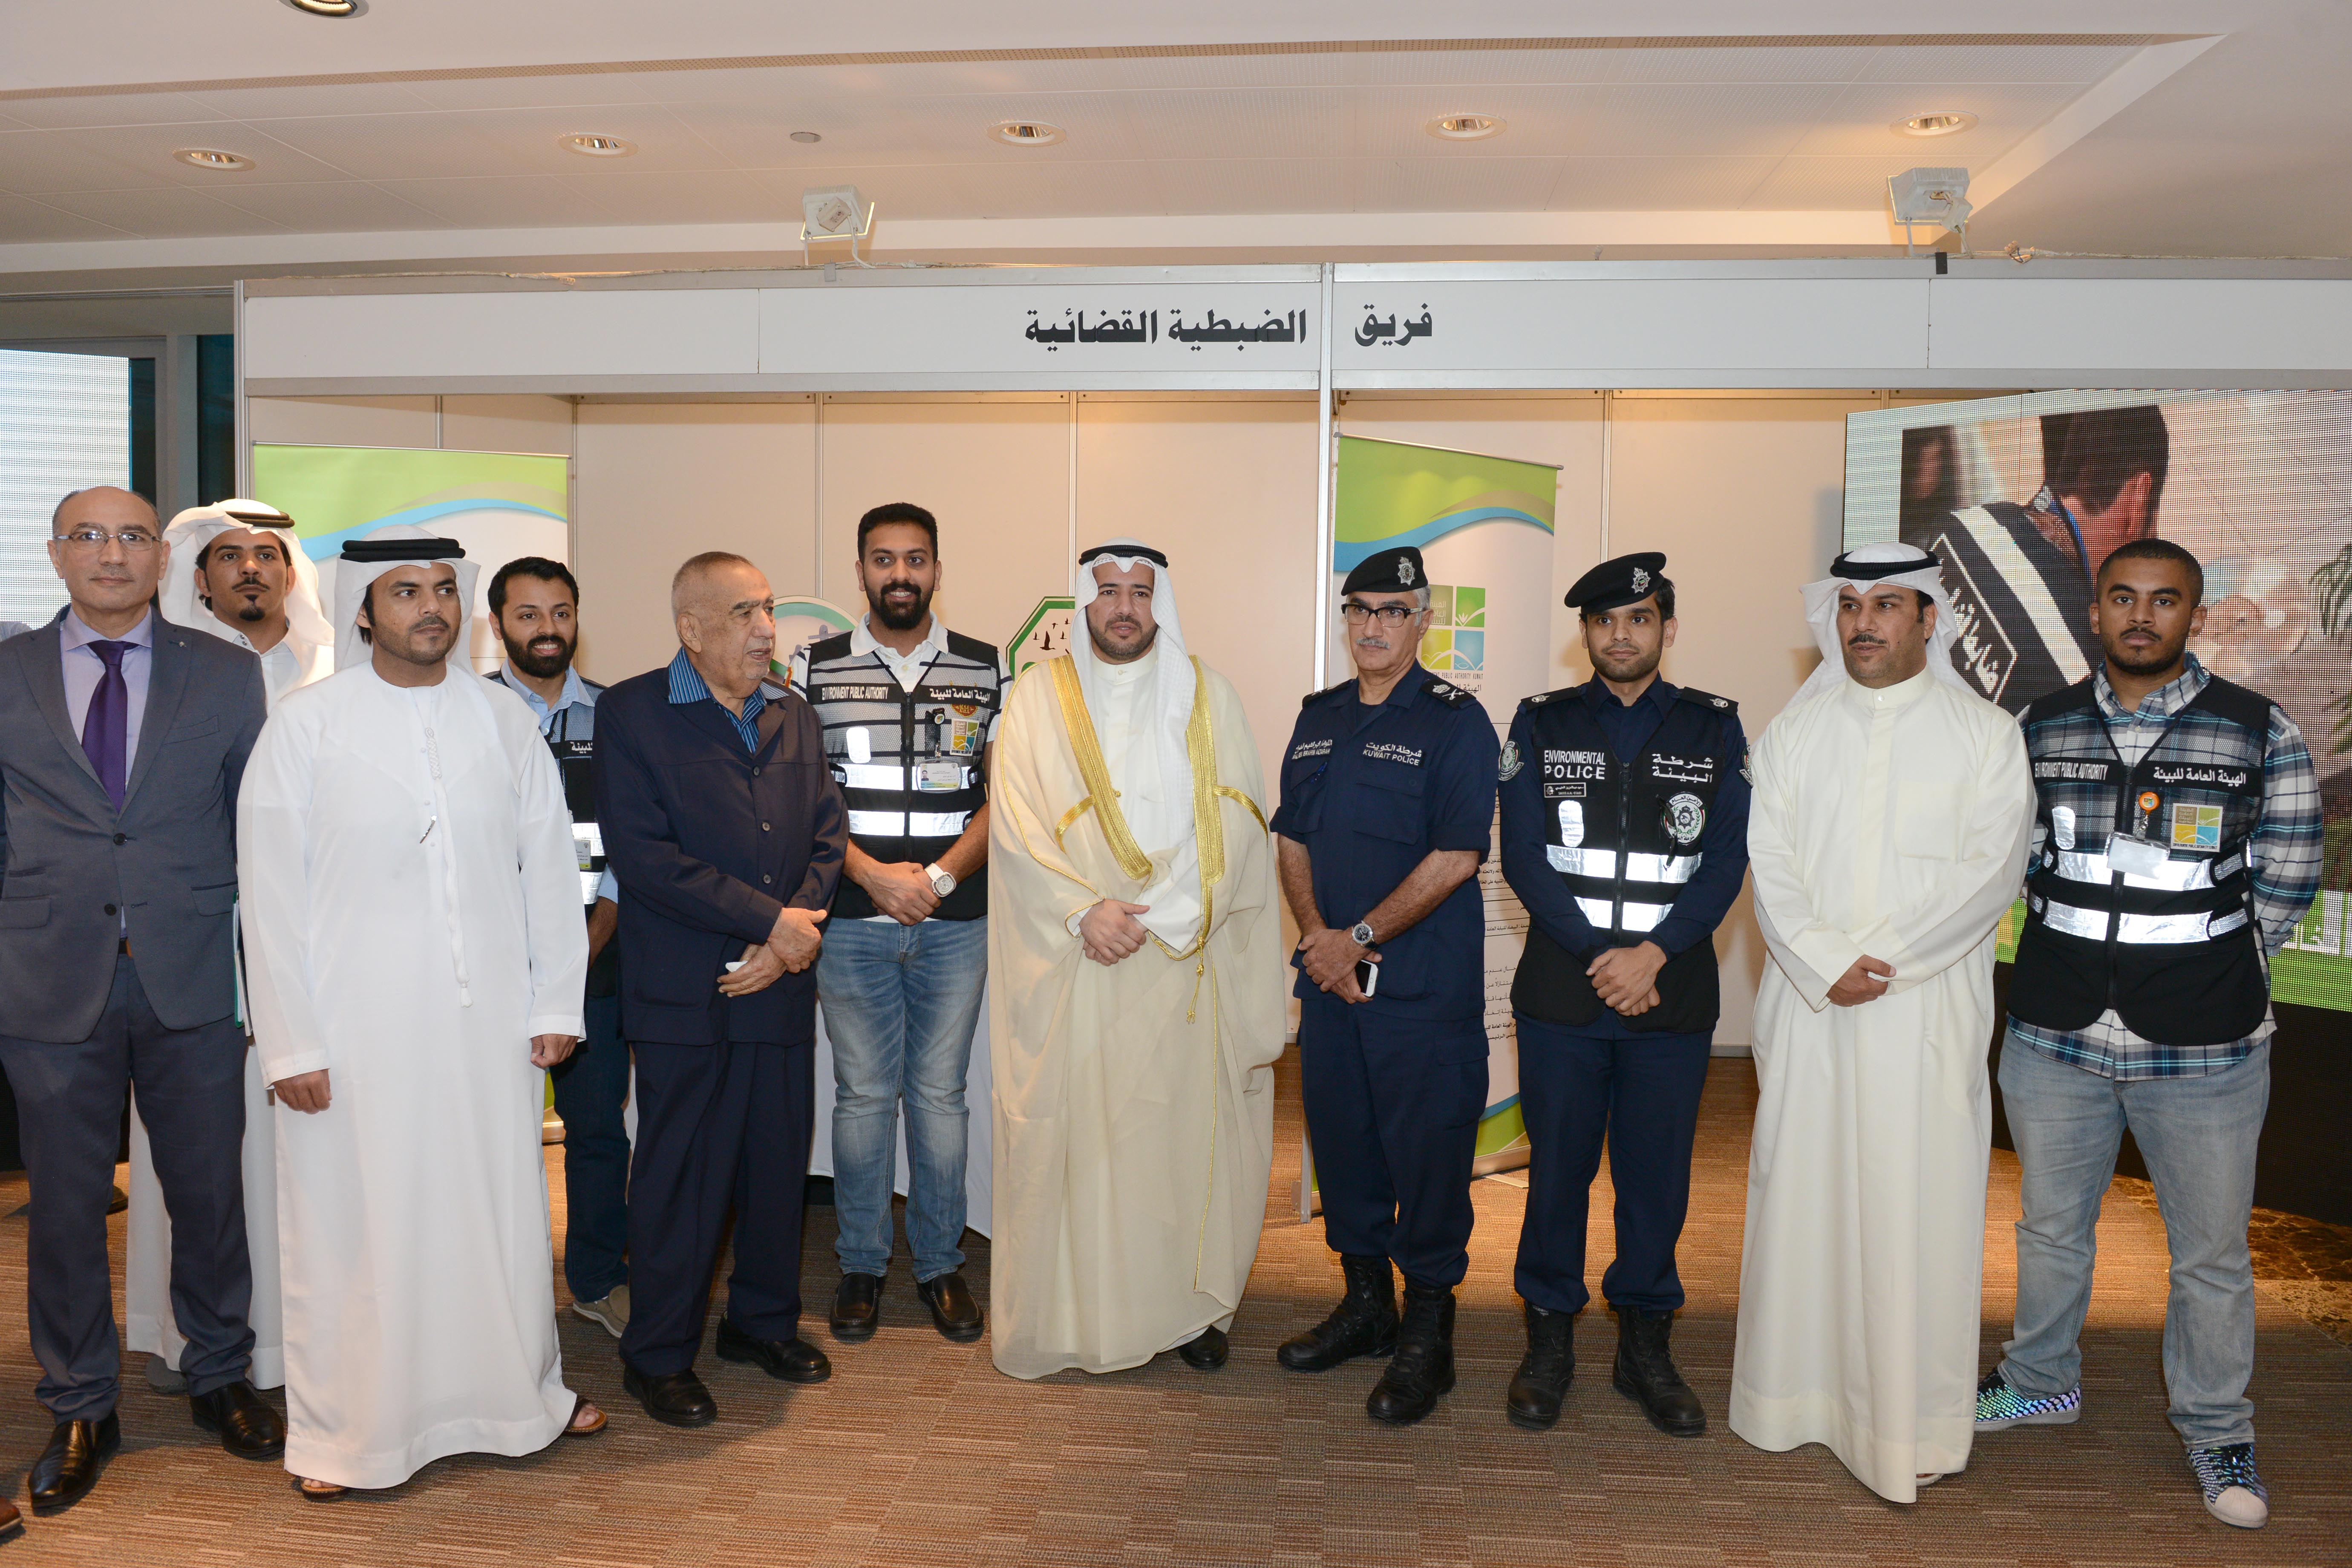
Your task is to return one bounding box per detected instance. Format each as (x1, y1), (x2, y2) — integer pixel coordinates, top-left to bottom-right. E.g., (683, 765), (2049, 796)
(1425, 113), (1505, 141)
(1898, 111), (1978, 138)
(789, 130), (823, 144)
(282, 0), (364, 15)
(990, 121), (1065, 147)
(173, 147), (253, 171)
(561, 133), (637, 158)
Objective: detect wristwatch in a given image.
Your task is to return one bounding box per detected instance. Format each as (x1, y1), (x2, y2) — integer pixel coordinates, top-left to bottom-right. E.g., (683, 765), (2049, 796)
(925, 863), (957, 898)
(1349, 920), (1376, 948)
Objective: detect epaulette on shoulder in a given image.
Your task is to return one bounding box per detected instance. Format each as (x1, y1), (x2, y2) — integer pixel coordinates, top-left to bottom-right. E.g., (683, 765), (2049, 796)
(1301, 681), (1348, 709)
(1421, 673), (1479, 707)
(1677, 686), (1737, 715)
(1521, 685), (1576, 707)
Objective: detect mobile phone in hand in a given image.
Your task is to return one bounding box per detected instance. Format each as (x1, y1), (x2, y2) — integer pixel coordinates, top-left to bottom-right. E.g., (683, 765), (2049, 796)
(1354, 958), (1379, 997)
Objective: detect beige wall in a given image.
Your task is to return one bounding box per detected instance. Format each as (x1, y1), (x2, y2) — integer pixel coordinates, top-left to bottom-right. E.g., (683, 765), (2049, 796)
(245, 388), (1890, 1042)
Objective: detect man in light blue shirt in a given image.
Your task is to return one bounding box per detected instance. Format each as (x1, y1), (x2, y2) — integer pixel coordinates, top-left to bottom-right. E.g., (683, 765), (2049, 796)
(486, 556), (630, 1340)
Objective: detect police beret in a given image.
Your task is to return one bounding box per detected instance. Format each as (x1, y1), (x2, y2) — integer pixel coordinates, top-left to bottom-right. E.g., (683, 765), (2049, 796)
(1341, 545), (1426, 596)
(1564, 551), (1668, 612)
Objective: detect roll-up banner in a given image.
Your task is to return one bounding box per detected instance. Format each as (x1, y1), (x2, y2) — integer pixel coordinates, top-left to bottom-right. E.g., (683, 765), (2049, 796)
(249, 443), (571, 675)
(1321, 435), (1561, 1185)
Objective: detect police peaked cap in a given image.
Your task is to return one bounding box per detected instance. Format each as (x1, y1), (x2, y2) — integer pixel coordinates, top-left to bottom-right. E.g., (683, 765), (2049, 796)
(1341, 545), (1427, 596)
(1564, 551), (1669, 613)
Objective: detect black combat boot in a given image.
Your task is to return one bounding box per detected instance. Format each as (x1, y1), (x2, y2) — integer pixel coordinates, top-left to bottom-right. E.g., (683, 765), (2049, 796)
(1612, 1306), (1706, 1437)
(1365, 1280), (1456, 1426)
(1505, 1303), (1576, 1430)
(1277, 1253), (1398, 1372)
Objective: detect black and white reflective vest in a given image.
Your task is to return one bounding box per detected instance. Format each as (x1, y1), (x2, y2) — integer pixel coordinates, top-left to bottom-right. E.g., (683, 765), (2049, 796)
(797, 628), (1003, 921)
(2010, 674), (2273, 1045)
(1509, 683), (1739, 1035)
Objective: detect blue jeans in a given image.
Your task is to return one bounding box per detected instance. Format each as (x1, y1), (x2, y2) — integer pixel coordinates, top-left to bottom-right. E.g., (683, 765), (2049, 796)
(1996, 1031), (2270, 1449)
(551, 991), (630, 1303)
(816, 917), (987, 1282)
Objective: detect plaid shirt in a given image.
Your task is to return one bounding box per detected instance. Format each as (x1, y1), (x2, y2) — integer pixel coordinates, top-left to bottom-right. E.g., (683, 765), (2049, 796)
(2008, 654), (2322, 1081)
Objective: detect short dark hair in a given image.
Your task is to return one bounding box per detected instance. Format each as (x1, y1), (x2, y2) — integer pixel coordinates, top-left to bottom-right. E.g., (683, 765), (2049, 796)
(858, 502), (938, 554)
(488, 555), (578, 617)
(2097, 537), (2204, 602)
(2051, 404), (2169, 519)
(1579, 577), (1675, 625)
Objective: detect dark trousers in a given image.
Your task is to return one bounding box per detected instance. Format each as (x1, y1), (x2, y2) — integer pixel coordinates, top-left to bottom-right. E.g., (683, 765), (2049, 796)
(1297, 990), (1484, 1290)
(0, 955), (252, 1420)
(620, 1036), (813, 1377)
(1512, 1013), (1712, 1317)
(551, 992), (631, 1303)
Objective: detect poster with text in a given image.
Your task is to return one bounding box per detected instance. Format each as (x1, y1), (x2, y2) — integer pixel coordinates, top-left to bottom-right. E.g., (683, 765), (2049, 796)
(250, 444), (569, 675)
(1844, 390), (2352, 1010)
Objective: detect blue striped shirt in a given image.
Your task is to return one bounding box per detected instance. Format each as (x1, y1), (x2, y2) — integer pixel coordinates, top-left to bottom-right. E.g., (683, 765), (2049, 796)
(666, 647), (767, 752)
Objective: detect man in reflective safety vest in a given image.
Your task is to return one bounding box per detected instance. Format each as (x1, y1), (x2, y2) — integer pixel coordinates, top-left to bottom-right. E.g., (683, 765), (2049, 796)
(1979, 538), (2319, 1531)
(1497, 552), (1749, 1438)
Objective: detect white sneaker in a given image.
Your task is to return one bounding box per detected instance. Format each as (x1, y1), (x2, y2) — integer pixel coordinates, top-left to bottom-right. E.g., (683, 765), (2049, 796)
(2189, 1442), (2269, 1529)
(571, 1283), (629, 1339)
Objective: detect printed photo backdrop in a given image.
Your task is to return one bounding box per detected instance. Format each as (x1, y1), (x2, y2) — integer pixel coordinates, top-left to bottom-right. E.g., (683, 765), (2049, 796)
(1844, 390), (2352, 1009)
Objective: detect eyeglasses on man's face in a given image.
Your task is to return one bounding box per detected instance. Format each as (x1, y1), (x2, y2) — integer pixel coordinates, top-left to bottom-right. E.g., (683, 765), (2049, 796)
(53, 528), (161, 552)
(1341, 601), (1419, 626)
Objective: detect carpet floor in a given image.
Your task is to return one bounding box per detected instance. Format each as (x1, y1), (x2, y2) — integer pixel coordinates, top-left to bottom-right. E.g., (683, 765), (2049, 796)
(0, 1054), (2346, 1566)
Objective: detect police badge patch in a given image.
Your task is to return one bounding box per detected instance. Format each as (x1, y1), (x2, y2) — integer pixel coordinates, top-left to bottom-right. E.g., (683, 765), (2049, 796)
(1498, 739), (1522, 781)
(1663, 792), (1705, 846)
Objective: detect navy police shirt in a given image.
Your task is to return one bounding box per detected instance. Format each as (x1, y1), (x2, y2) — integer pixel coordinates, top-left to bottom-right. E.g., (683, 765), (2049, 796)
(1271, 668), (1500, 1020)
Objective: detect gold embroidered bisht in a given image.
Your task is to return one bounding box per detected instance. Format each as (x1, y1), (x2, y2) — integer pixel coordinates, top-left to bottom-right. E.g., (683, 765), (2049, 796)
(986, 652), (1284, 1378)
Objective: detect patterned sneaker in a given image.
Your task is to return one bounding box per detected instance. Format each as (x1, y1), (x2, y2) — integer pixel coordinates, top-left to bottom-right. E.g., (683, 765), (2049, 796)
(2188, 1442), (2269, 1528)
(1974, 1368), (2082, 1430)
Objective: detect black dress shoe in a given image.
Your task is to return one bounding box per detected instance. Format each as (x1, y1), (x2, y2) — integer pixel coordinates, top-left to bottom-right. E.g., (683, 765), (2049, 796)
(1277, 1253), (1398, 1372)
(715, 1317), (832, 1384)
(622, 1364), (718, 1428)
(915, 1272), (985, 1343)
(1366, 1283), (1456, 1427)
(1505, 1304), (1576, 1431)
(830, 1272), (882, 1343)
(190, 1380), (287, 1459)
(1613, 1307), (1706, 1438)
(29, 1413), (119, 1516)
(1178, 1325), (1229, 1370)
(0, 1493), (20, 1541)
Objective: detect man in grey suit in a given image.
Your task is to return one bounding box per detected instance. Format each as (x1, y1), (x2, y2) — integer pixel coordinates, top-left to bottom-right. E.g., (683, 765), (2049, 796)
(0, 487), (284, 1519)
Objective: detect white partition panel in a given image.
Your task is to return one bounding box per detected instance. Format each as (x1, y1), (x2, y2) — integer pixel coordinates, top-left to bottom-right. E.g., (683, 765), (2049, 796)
(245, 288), (761, 383)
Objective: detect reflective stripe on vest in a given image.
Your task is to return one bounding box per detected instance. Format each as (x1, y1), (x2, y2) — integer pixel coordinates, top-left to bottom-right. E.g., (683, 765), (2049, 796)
(847, 808), (972, 839)
(2029, 894), (2252, 945)
(1548, 846), (1698, 885)
(1575, 896), (1675, 933)
(2045, 845), (2245, 893)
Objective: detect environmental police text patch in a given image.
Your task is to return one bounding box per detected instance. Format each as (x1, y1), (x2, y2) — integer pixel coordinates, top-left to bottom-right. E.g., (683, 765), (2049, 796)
(2149, 763), (2255, 793)
(1362, 742), (1424, 766)
(1289, 738), (1332, 762)
(1649, 753), (1716, 786)
(2034, 759), (2116, 783)
(815, 683), (896, 704)
(920, 685), (997, 706)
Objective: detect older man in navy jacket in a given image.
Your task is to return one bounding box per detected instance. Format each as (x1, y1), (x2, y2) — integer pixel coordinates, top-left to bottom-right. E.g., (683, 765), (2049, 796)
(594, 551), (846, 1428)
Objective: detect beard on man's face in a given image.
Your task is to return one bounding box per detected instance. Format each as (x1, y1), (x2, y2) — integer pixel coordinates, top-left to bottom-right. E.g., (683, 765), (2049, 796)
(231, 597), (267, 623)
(869, 577), (931, 632)
(502, 625), (575, 679)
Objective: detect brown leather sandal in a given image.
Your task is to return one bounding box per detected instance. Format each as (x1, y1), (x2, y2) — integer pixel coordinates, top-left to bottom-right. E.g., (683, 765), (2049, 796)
(293, 1475), (347, 1500)
(565, 1397), (608, 1436)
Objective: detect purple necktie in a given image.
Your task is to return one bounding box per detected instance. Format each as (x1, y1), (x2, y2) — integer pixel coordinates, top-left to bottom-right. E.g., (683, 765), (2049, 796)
(81, 639), (130, 814)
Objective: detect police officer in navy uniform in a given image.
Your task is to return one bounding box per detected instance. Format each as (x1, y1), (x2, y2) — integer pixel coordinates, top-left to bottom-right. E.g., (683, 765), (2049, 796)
(1271, 544), (1500, 1427)
(1498, 552), (1749, 1438)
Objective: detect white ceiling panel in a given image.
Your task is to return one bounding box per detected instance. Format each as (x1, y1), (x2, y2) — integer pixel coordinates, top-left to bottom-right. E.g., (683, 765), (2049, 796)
(1349, 84), (1592, 158)
(1108, 50), (1356, 92)
(234, 111), (530, 181)
(0, 90), (229, 130)
(1565, 81), (1854, 157)
(1545, 155), (1781, 210)
(1350, 43), (1876, 86)
(1741, 154), (1947, 210)
(398, 70), (658, 112)
(769, 159), (1169, 222)
(1118, 88), (1358, 161)
(208, 179), (448, 233)
(41, 184), (285, 238)
(1356, 156), (1569, 210)
(1784, 80), (2076, 156)
(1148, 156), (1357, 214)
(0, 192), (137, 241)
(551, 168), (794, 225)
(1572, 43), (1884, 84)
(190, 82), (444, 121)
(61, 121), (356, 186)
(1854, 42), (2143, 83)
(452, 105), (739, 176)
(0, 129), (176, 193)
(377, 174), (625, 228)
(674, 92), (1149, 165)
